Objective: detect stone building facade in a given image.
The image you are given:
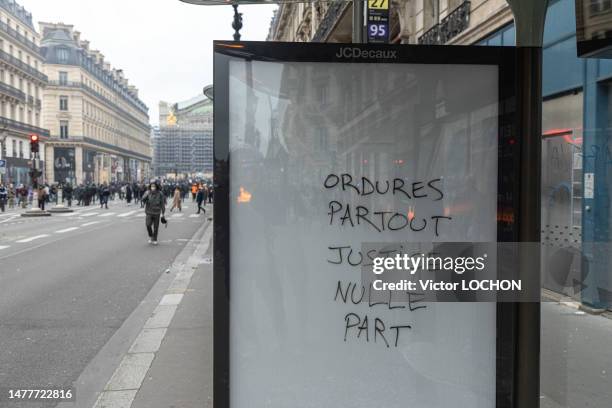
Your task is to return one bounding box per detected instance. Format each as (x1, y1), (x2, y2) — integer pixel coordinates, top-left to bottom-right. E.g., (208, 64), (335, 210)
(40, 22), (151, 185)
(0, 0), (49, 187)
(267, 0), (512, 46)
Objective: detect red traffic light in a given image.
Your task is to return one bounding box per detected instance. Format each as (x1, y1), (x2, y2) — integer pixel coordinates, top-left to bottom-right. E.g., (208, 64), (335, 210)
(30, 134), (39, 142)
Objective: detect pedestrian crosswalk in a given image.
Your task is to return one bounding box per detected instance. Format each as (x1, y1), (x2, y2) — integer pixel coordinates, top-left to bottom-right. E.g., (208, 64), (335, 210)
(0, 204), (212, 255)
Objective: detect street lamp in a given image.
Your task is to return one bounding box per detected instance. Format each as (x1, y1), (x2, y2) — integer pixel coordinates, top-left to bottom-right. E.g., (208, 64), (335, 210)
(203, 84), (214, 101)
(178, 0), (281, 41)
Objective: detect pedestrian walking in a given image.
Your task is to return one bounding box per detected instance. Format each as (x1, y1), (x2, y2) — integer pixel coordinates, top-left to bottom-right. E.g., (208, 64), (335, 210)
(37, 185), (46, 210)
(0, 183), (7, 212)
(18, 185), (27, 208)
(191, 183), (198, 201)
(170, 187), (182, 212)
(7, 183), (15, 209)
(142, 182), (166, 245)
(64, 183), (73, 207)
(99, 183), (110, 209)
(196, 186), (206, 214)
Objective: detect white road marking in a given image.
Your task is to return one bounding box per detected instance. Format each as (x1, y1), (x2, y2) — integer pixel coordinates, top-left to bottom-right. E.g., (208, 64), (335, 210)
(16, 234), (50, 243)
(99, 212), (116, 217)
(170, 213), (184, 218)
(117, 210), (138, 218)
(189, 214), (199, 218)
(57, 212), (79, 217)
(81, 221), (101, 227)
(81, 212), (99, 217)
(55, 227), (79, 234)
(0, 215), (19, 224)
(135, 213), (145, 217)
(0, 245), (10, 250)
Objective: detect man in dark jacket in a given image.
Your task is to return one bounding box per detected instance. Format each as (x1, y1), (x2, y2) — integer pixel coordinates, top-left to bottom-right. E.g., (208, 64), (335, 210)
(196, 186), (206, 214)
(142, 182), (165, 245)
(0, 183), (7, 212)
(99, 183), (110, 209)
(63, 183), (73, 207)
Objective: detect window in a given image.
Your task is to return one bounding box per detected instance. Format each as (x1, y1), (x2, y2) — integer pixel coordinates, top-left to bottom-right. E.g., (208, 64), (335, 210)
(9, 45), (12, 56)
(11, 140), (15, 157)
(424, 0), (440, 31)
(19, 107), (23, 122)
(59, 96), (68, 111)
(59, 71), (68, 85)
(19, 78), (22, 91)
(26, 56), (30, 66)
(18, 140), (23, 158)
(60, 120), (69, 139)
(56, 47), (69, 63)
(9, 74), (13, 86)
(18, 50), (21, 61)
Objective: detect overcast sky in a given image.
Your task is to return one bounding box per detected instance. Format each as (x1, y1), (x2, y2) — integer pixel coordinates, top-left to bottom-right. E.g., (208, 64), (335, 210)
(19, 0), (277, 125)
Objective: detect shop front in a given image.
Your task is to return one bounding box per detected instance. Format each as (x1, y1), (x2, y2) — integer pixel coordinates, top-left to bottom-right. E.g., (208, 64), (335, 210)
(5, 157), (44, 187)
(53, 147), (76, 185)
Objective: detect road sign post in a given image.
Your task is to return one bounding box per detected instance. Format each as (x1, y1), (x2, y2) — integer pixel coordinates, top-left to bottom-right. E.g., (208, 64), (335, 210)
(367, 0), (389, 44)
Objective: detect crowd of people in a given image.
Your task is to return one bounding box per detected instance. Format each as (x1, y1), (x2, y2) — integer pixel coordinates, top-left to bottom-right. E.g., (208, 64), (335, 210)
(0, 179), (213, 213)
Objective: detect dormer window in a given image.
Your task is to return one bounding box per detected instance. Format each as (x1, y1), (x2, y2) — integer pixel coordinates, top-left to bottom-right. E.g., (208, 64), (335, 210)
(56, 47), (69, 63)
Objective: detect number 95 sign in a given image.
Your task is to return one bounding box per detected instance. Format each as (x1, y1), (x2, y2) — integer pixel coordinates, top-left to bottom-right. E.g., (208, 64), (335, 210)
(369, 23), (388, 39)
(367, 0), (389, 43)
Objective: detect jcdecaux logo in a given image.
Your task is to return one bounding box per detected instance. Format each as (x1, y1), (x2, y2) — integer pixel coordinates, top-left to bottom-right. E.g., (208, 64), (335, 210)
(335, 47), (397, 59)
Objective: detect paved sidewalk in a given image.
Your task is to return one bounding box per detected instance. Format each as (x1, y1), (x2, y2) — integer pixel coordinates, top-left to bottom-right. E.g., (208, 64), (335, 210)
(90, 217), (214, 408)
(130, 237), (213, 408)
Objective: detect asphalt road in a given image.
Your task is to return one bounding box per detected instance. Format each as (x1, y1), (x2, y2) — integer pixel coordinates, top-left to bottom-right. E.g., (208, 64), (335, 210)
(1, 200), (611, 408)
(0, 199), (208, 407)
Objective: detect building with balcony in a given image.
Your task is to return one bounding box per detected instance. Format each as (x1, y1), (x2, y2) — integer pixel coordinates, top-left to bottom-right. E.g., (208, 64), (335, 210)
(153, 94), (213, 178)
(0, 0), (49, 187)
(40, 22), (151, 185)
(267, 1), (497, 45)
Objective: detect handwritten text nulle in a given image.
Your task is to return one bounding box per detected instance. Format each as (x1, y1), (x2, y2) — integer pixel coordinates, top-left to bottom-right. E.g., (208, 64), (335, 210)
(323, 173), (437, 349)
(334, 280), (427, 348)
(324, 173), (451, 235)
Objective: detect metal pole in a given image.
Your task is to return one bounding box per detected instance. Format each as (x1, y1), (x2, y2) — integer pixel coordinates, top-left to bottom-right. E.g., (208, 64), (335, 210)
(232, 3), (242, 41)
(505, 1), (548, 407)
(352, 0), (365, 43)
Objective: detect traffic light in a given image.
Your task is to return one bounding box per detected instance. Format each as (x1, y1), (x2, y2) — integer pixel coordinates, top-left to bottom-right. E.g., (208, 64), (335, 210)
(30, 134), (39, 153)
